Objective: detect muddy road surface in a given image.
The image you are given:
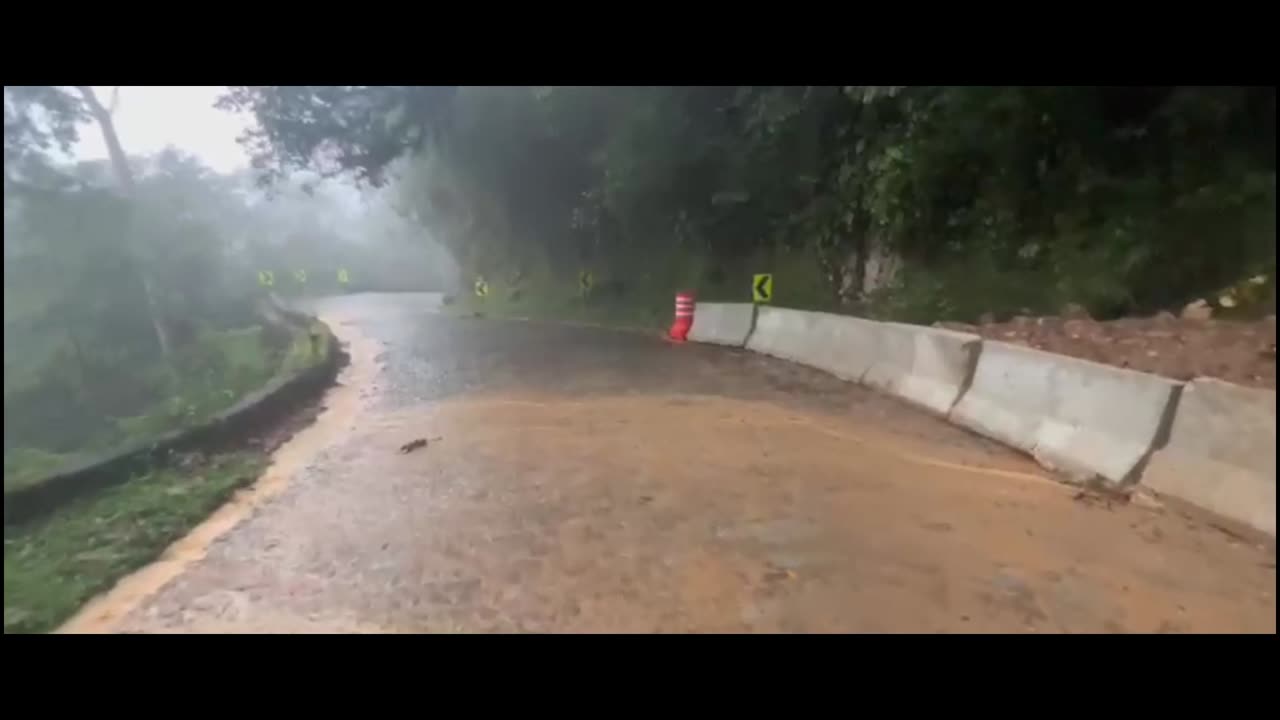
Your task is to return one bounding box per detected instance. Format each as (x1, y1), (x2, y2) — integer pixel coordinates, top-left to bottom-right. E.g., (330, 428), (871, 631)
(62, 293), (1276, 633)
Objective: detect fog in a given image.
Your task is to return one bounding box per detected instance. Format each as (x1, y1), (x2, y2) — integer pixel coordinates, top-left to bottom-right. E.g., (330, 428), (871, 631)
(3, 85), (1275, 634)
(4, 86), (454, 477)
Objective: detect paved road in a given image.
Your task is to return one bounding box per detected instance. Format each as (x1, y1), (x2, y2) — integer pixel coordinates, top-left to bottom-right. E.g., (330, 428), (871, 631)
(65, 293), (1276, 633)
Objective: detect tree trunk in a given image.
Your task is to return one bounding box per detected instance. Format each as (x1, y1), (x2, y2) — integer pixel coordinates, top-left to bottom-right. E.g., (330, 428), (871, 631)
(75, 86), (174, 363)
(65, 326), (106, 417)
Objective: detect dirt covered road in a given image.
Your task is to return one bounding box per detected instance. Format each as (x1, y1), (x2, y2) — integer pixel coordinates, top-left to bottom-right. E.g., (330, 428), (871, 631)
(61, 294), (1276, 633)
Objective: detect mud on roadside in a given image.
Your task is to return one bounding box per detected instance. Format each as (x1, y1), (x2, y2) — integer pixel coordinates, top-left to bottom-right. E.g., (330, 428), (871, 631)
(938, 313), (1276, 390)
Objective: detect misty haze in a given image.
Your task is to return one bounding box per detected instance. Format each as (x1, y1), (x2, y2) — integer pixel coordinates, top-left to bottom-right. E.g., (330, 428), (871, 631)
(3, 86), (1275, 634)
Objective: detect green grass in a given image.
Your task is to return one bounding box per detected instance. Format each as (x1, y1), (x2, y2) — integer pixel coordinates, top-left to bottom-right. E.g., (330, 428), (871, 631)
(279, 320), (331, 374)
(4, 319), (327, 496)
(3, 447), (83, 494)
(2, 318), (328, 634)
(3, 452), (265, 634)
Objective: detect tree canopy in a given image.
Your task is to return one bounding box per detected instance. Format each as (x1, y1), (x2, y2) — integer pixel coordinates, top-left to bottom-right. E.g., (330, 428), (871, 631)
(5, 84), (1274, 474)
(3, 86), (451, 470)
(224, 85), (1276, 320)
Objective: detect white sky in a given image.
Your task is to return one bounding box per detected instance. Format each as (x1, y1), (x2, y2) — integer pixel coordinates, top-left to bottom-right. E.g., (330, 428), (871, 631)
(72, 86), (254, 173)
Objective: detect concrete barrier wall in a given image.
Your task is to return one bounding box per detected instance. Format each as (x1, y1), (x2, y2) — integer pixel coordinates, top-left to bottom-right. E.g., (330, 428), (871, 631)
(688, 303), (756, 347)
(1139, 379), (1276, 537)
(863, 323), (981, 415)
(704, 303), (1273, 532)
(746, 307), (881, 382)
(948, 340), (1181, 485)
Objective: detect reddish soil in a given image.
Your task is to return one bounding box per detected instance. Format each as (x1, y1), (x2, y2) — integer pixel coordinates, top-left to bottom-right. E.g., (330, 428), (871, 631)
(63, 299), (1276, 634)
(939, 313), (1277, 390)
(97, 395), (1279, 634)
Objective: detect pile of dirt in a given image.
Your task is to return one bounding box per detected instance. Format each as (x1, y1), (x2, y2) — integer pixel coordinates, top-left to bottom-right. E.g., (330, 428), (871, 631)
(937, 311), (1276, 390)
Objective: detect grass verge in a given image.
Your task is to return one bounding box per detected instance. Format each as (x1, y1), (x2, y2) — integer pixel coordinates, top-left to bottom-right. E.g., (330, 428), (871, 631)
(3, 452), (266, 634)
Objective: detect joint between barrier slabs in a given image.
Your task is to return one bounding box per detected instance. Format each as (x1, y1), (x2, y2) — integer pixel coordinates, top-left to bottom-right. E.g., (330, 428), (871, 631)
(945, 337), (984, 417)
(1123, 380), (1186, 487)
(743, 303), (761, 348)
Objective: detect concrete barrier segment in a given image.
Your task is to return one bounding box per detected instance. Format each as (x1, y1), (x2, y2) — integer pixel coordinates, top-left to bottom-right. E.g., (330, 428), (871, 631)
(949, 340), (1181, 486)
(745, 307), (881, 383)
(863, 322), (982, 415)
(1139, 378), (1276, 537)
(688, 303), (757, 347)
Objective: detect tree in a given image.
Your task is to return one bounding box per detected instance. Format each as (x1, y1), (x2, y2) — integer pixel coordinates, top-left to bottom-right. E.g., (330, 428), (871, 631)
(3, 86), (86, 191)
(215, 86), (457, 185)
(221, 85), (1276, 319)
(75, 86), (175, 361)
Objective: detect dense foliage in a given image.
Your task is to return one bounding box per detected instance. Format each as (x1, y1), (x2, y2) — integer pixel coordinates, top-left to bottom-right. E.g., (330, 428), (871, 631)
(3, 86), (449, 477)
(224, 85), (1276, 321)
(6, 85), (1275, 470)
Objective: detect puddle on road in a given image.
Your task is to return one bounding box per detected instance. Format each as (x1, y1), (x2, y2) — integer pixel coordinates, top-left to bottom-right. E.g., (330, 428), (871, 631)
(57, 308), (384, 634)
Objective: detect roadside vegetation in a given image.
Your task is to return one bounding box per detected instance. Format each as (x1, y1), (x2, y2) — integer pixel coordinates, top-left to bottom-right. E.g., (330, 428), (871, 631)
(4, 87), (449, 488)
(3, 87), (424, 632)
(222, 86), (1275, 326)
(2, 318), (330, 635)
(4, 85), (1274, 631)
(4, 451), (265, 633)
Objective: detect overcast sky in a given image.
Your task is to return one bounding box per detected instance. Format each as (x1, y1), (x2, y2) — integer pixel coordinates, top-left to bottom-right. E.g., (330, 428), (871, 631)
(73, 86), (254, 173)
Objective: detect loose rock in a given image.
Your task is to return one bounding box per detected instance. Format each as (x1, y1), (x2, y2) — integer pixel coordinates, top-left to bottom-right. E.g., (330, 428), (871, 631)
(1181, 299), (1213, 321)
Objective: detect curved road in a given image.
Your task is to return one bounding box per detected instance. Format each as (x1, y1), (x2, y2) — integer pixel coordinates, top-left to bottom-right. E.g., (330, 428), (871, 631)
(64, 293), (1275, 633)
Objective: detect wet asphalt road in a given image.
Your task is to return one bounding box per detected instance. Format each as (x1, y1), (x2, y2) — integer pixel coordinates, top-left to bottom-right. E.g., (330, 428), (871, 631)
(67, 293), (1276, 633)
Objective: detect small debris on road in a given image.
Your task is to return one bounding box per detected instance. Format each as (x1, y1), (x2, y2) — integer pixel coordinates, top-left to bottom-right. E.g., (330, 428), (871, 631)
(398, 436), (442, 454)
(1072, 490), (1117, 511)
(763, 566), (798, 583)
(1129, 490), (1164, 511)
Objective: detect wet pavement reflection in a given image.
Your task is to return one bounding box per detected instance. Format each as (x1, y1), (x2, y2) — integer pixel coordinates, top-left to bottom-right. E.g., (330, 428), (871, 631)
(63, 293), (1276, 633)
